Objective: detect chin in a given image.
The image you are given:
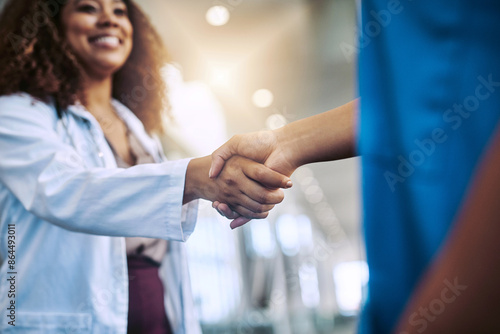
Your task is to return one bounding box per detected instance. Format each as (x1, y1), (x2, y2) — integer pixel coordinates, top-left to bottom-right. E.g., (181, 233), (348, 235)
(87, 58), (128, 77)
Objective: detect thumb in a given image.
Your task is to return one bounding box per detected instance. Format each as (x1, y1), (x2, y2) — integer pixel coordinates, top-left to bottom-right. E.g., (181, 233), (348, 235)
(209, 135), (240, 178)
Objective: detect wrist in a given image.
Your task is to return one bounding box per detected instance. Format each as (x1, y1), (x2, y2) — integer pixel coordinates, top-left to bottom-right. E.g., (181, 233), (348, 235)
(274, 125), (302, 172)
(184, 156), (215, 204)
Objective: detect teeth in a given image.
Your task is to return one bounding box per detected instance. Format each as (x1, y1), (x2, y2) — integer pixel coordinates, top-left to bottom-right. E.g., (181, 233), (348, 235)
(92, 36), (120, 46)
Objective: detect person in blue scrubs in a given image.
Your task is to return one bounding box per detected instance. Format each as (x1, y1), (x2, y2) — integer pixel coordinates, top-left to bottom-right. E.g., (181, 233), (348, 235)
(209, 0), (500, 332)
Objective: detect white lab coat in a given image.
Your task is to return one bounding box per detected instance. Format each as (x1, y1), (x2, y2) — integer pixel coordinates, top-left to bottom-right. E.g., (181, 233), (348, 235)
(0, 93), (202, 334)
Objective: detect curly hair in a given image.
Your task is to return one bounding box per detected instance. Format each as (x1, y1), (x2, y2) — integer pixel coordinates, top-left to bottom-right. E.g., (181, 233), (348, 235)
(0, 0), (169, 134)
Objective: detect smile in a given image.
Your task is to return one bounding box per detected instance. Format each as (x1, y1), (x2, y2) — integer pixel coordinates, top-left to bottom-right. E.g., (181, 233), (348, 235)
(88, 35), (122, 48)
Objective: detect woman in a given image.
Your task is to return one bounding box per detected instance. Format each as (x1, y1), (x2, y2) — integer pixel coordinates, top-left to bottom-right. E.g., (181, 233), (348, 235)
(0, 0), (290, 333)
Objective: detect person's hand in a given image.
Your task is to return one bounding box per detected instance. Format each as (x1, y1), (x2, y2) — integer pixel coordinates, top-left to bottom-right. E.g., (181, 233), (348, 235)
(210, 101), (359, 228)
(209, 130), (299, 228)
(210, 155), (288, 219)
(209, 130), (297, 179)
(184, 155), (291, 220)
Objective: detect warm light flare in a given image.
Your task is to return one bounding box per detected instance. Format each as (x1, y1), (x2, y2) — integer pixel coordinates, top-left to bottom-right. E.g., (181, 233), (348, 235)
(206, 6), (230, 26)
(252, 89), (274, 108)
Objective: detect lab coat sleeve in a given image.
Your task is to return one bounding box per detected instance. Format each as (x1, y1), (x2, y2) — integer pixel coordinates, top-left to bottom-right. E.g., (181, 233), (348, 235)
(0, 94), (198, 241)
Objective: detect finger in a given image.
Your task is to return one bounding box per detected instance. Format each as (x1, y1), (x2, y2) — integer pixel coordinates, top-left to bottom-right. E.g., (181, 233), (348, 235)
(240, 184), (285, 206)
(230, 204), (271, 220)
(238, 199), (275, 215)
(215, 207), (226, 218)
(229, 166), (285, 205)
(209, 136), (239, 179)
(219, 169), (285, 207)
(243, 162), (293, 189)
(230, 217), (252, 229)
(213, 201), (239, 219)
(222, 183), (279, 212)
(216, 203), (240, 219)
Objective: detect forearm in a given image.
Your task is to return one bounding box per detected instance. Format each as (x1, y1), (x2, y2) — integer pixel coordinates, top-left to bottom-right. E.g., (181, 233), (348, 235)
(395, 127), (500, 333)
(209, 99), (358, 180)
(276, 99), (358, 169)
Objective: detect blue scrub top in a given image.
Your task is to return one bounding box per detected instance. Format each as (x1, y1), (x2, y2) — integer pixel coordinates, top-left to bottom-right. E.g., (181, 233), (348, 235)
(358, 0), (500, 333)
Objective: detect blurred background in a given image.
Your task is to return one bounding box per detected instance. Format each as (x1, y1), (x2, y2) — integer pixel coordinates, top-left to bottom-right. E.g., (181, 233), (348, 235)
(138, 1), (364, 333)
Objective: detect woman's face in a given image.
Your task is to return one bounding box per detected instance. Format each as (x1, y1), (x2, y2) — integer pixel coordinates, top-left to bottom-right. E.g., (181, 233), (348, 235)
(61, 0), (133, 78)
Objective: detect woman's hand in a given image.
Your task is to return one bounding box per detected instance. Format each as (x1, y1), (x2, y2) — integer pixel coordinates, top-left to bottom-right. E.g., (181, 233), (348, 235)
(184, 155), (291, 219)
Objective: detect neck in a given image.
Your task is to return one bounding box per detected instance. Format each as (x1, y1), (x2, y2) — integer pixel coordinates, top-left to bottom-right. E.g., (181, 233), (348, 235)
(80, 73), (114, 115)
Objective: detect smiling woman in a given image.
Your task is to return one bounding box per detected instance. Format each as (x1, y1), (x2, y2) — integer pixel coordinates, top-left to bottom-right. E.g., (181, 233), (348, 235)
(0, 0), (168, 134)
(61, 0), (133, 78)
(0, 0), (290, 333)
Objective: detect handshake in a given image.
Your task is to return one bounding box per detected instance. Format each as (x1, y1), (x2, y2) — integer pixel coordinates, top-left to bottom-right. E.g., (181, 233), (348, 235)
(183, 100), (356, 229)
(183, 129), (298, 229)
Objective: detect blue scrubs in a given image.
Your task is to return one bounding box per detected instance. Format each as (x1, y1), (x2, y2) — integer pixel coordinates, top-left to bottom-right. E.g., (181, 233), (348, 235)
(358, 0), (500, 332)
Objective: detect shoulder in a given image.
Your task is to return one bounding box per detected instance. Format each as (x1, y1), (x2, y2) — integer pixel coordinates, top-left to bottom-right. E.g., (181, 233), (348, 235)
(0, 92), (55, 112)
(0, 93), (57, 126)
(0, 92), (50, 107)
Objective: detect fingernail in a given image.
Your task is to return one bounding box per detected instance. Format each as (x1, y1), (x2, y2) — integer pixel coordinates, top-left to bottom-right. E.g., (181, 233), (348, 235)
(286, 180), (293, 188)
(208, 167), (213, 179)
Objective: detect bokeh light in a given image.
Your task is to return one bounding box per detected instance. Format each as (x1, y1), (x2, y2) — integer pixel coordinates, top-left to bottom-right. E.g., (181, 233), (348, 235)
(265, 114), (287, 130)
(252, 89), (274, 108)
(333, 261), (369, 316)
(206, 6), (230, 26)
(208, 67), (232, 88)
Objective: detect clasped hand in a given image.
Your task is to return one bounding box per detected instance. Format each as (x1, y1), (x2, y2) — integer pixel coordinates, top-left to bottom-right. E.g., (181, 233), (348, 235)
(208, 155), (288, 219)
(184, 152), (292, 225)
(207, 129), (298, 228)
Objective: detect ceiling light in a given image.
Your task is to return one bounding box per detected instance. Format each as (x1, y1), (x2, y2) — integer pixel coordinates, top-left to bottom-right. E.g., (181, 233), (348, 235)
(206, 6), (230, 26)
